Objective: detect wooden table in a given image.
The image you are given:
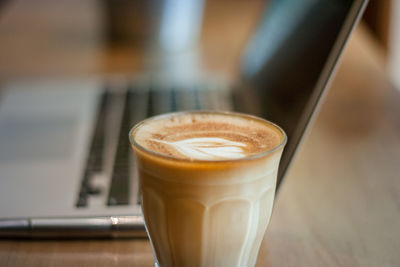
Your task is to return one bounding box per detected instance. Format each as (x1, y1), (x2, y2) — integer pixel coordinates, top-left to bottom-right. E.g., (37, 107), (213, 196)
(1, 1), (400, 266)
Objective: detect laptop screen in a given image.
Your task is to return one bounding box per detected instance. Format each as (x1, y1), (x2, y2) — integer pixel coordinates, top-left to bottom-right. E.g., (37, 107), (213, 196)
(235, 0), (365, 188)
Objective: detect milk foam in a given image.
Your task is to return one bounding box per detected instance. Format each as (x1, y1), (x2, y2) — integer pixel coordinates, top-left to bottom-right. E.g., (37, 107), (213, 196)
(132, 112), (283, 161)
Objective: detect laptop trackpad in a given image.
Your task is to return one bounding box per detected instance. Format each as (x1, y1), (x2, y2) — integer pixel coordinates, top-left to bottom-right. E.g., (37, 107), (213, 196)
(0, 80), (100, 218)
(0, 115), (76, 162)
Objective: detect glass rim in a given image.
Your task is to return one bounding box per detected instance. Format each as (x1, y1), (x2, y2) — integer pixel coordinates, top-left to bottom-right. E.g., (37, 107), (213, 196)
(129, 110), (287, 163)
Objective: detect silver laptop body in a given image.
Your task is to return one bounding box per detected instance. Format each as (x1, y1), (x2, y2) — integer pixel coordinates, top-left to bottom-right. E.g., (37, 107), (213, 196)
(0, 0), (368, 238)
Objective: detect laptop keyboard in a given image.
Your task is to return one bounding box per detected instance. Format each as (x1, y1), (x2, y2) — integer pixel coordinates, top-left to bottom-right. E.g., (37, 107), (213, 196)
(77, 91), (111, 207)
(76, 81), (233, 208)
(107, 91), (132, 206)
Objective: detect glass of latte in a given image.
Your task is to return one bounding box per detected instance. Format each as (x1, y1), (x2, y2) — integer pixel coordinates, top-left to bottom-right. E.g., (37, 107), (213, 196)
(129, 111), (286, 267)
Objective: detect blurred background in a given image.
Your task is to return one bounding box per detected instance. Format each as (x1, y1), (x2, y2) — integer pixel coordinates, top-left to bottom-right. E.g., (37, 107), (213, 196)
(0, 1), (399, 266)
(0, 0), (265, 83)
(0, 0), (395, 86)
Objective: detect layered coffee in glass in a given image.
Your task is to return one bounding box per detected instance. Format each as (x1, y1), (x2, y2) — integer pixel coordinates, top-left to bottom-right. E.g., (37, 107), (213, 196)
(129, 111), (286, 267)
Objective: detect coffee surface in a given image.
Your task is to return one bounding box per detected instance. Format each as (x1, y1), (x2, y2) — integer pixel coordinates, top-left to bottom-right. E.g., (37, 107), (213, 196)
(133, 112), (282, 160)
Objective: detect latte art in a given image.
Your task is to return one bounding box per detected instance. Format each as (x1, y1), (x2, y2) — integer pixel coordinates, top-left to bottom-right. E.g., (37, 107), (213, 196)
(151, 137), (247, 160)
(133, 112), (282, 161)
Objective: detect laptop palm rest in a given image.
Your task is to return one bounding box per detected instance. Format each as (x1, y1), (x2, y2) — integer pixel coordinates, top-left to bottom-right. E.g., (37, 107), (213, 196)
(0, 81), (100, 218)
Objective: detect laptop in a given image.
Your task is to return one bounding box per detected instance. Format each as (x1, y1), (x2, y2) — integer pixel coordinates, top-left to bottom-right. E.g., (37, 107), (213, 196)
(0, 0), (368, 238)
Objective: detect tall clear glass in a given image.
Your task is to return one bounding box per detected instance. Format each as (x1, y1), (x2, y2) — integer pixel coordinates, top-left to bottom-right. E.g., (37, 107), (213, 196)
(129, 111), (286, 267)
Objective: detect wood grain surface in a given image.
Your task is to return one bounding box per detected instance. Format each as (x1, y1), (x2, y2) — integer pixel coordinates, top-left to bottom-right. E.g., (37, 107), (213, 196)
(258, 24), (400, 267)
(0, 0), (399, 266)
